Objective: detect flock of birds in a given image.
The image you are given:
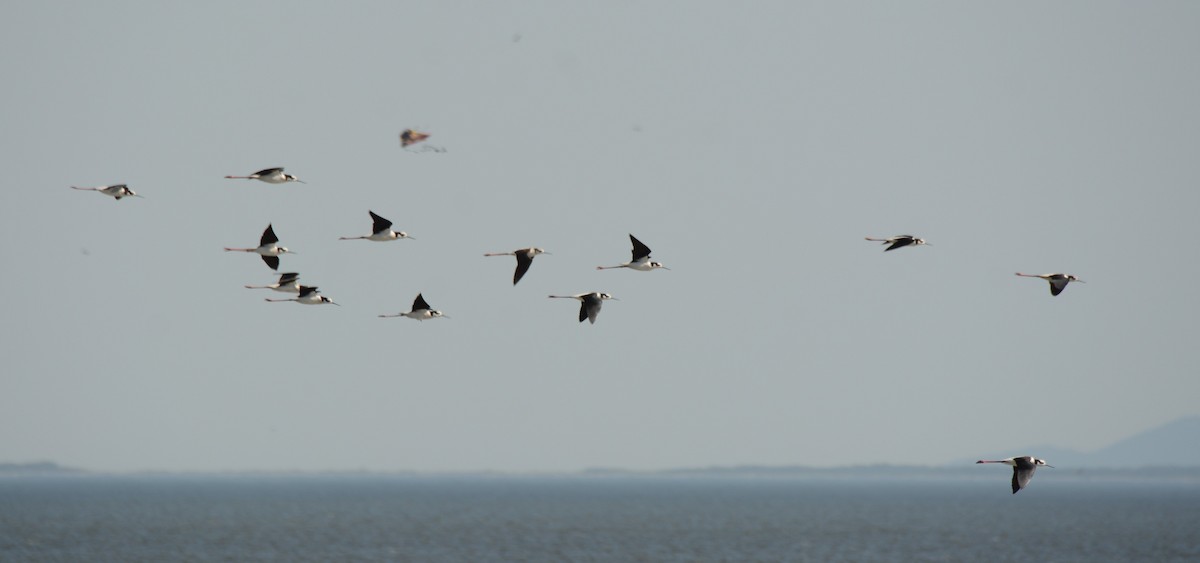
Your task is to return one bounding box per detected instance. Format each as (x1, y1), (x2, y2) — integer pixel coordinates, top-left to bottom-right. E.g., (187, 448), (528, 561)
(70, 129), (1076, 494)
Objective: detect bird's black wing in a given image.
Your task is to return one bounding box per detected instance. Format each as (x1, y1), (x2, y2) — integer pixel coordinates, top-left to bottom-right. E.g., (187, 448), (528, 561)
(261, 224), (279, 246)
(885, 237), (914, 251)
(513, 253), (533, 285)
(368, 210), (393, 233)
(254, 167), (284, 177)
(298, 285), (318, 298)
(262, 255), (280, 270)
(1012, 466), (1037, 494)
(412, 293), (431, 311)
(277, 272), (300, 284)
(1049, 279), (1066, 296)
(629, 234), (653, 261)
(581, 293), (603, 324)
(1010, 456), (1037, 494)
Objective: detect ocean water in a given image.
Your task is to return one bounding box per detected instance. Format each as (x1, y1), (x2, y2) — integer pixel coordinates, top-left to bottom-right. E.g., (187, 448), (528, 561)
(1, 475), (1197, 562)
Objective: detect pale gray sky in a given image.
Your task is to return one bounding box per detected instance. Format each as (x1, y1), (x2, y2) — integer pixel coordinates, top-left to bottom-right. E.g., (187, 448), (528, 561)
(2, 1), (1198, 472)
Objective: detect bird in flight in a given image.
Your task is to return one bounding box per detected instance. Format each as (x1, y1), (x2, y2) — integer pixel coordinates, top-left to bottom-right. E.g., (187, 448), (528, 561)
(484, 247), (548, 285)
(70, 184), (143, 200)
(976, 456), (1053, 494)
(548, 292), (617, 324)
(244, 272), (301, 293)
(597, 234), (668, 271)
(339, 211), (413, 242)
(865, 235), (928, 251)
(400, 129), (431, 147)
(265, 285), (338, 306)
(400, 129), (445, 152)
(224, 224), (294, 271)
(1015, 272), (1084, 296)
(379, 293), (447, 321)
(224, 167), (305, 184)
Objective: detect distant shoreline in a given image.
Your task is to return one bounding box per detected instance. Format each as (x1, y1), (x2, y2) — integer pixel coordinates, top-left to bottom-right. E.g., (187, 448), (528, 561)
(4, 462), (1200, 483)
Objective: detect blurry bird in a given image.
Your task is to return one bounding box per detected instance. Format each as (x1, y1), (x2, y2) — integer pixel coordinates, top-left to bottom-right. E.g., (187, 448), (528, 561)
(244, 272), (301, 293)
(597, 234), (668, 271)
(400, 129), (445, 152)
(484, 247), (548, 285)
(1015, 272), (1084, 296)
(224, 224), (294, 271)
(379, 293), (447, 320)
(548, 292), (616, 324)
(976, 456), (1053, 494)
(339, 211), (413, 241)
(400, 129), (431, 147)
(865, 235), (928, 251)
(224, 167), (304, 184)
(70, 184), (143, 200)
(265, 285), (338, 306)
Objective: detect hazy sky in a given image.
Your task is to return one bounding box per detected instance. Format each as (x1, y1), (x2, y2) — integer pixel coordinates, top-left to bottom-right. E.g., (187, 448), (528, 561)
(2, 2), (1198, 473)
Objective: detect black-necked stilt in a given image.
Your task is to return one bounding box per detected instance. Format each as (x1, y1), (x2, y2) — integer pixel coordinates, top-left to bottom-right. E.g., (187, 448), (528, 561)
(339, 211), (413, 242)
(265, 285), (338, 306)
(224, 167), (304, 184)
(548, 292), (616, 324)
(224, 224), (294, 271)
(865, 235), (928, 251)
(379, 293), (447, 320)
(1015, 272), (1084, 296)
(484, 247), (548, 285)
(244, 272), (301, 293)
(70, 184), (143, 200)
(400, 129), (446, 152)
(976, 456), (1053, 494)
(597, 234), (668, 271)
(400, 129), (430, 147)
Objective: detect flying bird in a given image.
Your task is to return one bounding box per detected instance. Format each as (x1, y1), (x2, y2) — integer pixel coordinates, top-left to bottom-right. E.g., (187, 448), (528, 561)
(865, 235), (928, 251)
(265, 285), (338, 306)
(224, 224), (294, 270)
(1015, 272), (1084, 296)
(976, 456), (1053, 494)
(339, 211), (413, 241)
(548, 292), (616, 324)
(224, 167), (304, 184)
(597, 234), (668, 271)
(484, 247), (548, 285)
(400, 129), (431, 147)
(400, 129), (446, 152)
(379, 293), (447, 320)
(70, 184), (143, 200)
(244, 272), (301, 293)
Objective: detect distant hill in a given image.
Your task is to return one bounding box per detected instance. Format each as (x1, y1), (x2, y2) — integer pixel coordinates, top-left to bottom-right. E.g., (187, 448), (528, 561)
(1023, 416), (1200, 468)
(0, 462), (84, 475)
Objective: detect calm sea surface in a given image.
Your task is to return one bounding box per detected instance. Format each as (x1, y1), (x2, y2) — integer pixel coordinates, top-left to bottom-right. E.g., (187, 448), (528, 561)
(1, 475), (1197, 562)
